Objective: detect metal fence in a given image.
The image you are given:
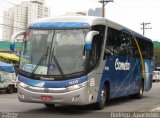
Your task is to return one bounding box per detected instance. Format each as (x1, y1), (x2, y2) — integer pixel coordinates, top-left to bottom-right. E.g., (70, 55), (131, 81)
(0, 42), (22, 49)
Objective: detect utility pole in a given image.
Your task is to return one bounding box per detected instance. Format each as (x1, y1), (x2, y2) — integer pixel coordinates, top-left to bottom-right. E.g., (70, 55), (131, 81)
(140, 22), (152, 36)
(98, 0), (113, 17)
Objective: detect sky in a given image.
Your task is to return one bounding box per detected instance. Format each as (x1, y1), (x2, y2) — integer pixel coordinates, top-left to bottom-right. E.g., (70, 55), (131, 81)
(0, 0), (160, 41)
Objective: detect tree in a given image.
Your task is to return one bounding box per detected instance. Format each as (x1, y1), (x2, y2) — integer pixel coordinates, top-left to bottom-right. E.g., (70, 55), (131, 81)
(154, 46), (160, 67)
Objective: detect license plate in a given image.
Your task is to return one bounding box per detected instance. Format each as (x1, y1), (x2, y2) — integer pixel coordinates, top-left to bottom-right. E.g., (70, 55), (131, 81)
(41, 96), (53, 101)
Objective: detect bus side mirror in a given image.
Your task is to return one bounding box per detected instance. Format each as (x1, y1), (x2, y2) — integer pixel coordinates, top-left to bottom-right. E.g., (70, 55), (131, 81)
(85, 31), (99, 51)
(10, 31), (25, 51)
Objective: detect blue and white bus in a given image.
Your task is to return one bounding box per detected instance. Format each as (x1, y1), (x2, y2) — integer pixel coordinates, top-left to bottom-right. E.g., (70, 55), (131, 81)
(15, 16), (153, 110)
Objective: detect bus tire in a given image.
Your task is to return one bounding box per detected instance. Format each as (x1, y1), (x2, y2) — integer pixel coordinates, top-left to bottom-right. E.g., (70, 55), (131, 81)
(44, 104), (55, 108)
(94, 85), (108, 110)
(132, 81), (144, 99)
(7, 85), (14, 93)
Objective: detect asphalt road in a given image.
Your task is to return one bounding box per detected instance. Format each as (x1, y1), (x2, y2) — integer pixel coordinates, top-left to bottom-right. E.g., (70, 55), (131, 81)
(0, 82), (160, 118)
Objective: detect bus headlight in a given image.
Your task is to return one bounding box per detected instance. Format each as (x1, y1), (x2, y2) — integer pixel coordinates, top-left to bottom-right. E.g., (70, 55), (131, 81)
(67, 81), (87, 91)
(18, 81), (29, 88)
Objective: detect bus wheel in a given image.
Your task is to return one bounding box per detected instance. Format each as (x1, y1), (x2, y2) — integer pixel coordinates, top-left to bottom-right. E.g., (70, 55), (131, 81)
(44, 104), (55, 108)
(94, 86), (107, 110)
(132, 81), (144, 99)
(7, 85), (14, 93)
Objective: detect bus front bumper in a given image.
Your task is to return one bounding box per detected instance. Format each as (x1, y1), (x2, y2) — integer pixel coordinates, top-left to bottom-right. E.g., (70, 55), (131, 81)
(17, 84), (92, 105)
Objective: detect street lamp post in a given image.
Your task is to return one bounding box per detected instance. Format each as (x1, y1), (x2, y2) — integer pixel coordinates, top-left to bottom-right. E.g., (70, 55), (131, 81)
(98, 0), (114, 17)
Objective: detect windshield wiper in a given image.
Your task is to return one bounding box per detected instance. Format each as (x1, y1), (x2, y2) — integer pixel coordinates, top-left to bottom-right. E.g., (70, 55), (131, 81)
(51, 50), (65, 79)
(47, 30), (65, 79)
(31, 46), (49, 75)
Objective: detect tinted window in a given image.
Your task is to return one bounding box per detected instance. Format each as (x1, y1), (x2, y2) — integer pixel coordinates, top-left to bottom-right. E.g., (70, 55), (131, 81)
(87, 25), (105, 71)
(104, 27), (132, 59)
(132, 37), (153, 59)
(104, 27), (153, 59)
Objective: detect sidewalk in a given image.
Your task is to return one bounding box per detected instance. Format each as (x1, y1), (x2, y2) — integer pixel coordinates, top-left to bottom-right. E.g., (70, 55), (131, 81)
(150, 106), (160, 112)
(139, 104), (160, 112)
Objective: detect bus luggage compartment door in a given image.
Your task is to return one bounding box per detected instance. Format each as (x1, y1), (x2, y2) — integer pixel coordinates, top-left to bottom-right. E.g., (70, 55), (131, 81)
(143, 60), (153, 91)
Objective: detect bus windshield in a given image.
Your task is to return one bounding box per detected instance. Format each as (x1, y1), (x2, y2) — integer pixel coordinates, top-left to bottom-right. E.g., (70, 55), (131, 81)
(20, 29), (88, 76)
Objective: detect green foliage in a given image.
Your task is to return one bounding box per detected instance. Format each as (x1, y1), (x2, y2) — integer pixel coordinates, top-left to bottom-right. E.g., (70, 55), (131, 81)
(154, 46), (160, 66)
(153, 41), (160, 47)
(153, 41), (160, 66)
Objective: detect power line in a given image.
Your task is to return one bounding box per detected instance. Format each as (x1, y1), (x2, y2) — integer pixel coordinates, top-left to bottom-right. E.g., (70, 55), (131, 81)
(0, 0), (16, 5)
(0, 23), (25, 30)
(0, 0), (50, 27)
(0, 4), (12, 10)
(0, 14), (27, 30)
(0, 16), (27, 24)
(1, 24), (25, 30)
(0, 0), (46, 13)
(140, 22), (152, 36)
(0, 8), (47, 24)
(0, 4), (45, 28)
(0, 0), (49, 31)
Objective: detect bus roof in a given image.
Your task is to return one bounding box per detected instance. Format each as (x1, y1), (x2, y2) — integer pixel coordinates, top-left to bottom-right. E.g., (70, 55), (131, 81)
(29, 16), (106, 28)
(29, 16), (152, 42)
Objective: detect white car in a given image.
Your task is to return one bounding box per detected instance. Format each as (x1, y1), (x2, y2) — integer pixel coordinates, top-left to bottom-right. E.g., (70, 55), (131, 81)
(0, 71), (17, 93)
(153, 71), (160, 82)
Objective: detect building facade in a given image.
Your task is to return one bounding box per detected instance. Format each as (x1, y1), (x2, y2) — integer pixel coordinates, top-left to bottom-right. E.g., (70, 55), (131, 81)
(64, 12), (87, 16)
(88, 8), (102, 17)
(2, 8), (14, 41)
(2, 0), (49, 41)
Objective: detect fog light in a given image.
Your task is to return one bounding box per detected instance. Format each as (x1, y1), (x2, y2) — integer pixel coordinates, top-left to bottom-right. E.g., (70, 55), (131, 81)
(89, 93), (93, 102)
(72, 95), (80, 102)
(19, 92), (24, 99)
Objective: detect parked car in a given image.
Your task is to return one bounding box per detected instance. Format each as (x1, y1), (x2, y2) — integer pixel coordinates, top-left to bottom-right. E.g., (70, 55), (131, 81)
(0, 61), (17, 93)
(153, 71), (160, 82)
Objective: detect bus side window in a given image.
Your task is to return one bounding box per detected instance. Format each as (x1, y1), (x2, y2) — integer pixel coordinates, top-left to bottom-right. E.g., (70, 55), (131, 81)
(131, 37), (153, 59)
(87, 25), (105, 70)
(116, 32), (132, 56)
(104, 27), (120, 60)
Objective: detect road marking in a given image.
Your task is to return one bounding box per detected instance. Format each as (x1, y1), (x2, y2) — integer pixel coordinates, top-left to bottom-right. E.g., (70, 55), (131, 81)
(150, 107), (160, 112)
(0, 99), (17, 101)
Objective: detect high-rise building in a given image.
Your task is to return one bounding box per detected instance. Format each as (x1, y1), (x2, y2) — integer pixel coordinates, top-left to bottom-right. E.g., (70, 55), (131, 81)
(2, 8), (14, 41)
(2, 0), (50, 41)
(88, 8), (102, 17)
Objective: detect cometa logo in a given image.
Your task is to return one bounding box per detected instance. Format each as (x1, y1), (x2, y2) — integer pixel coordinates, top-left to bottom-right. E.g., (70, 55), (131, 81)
(40, 77), (54, 81)
(115, 59), (130, 70)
